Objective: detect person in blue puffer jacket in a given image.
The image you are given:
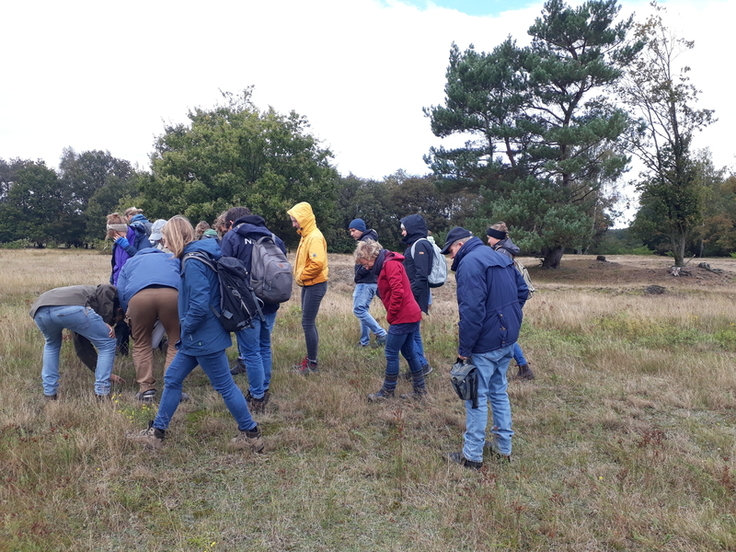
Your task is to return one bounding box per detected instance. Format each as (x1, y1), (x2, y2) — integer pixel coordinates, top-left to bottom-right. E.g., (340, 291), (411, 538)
(117, 248), (181, 402)
(128, 216), (263, 453)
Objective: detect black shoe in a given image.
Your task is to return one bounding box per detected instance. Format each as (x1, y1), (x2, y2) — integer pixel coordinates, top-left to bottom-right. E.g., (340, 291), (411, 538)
(230, 358), (247, 376)
(44, 394), (58, 401)
(96, 394), (111, 402)
(246, 391), (267, 414)
(447, 452), (482, 470)
(135, 389), (157, 403)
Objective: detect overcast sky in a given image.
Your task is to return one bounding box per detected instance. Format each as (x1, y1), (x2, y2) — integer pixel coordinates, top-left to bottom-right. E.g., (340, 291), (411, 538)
(1, 0), (732, 202)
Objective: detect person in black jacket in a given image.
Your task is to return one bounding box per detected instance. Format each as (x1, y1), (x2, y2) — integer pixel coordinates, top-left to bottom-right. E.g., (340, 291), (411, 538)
(221, 207), (287, 413)
(349, 218), (387, 348)
(399, 214), (434, 377)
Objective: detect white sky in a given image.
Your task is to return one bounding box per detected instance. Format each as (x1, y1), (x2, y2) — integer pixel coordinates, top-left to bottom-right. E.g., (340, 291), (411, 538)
(1, 0), (732, 204)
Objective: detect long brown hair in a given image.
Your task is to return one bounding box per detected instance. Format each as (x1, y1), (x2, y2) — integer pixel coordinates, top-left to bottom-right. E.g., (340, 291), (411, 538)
(162, 216), (195, 258)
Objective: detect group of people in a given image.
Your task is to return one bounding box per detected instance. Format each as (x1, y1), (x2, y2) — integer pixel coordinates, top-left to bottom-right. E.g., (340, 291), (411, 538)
(30, 202), (532, 469)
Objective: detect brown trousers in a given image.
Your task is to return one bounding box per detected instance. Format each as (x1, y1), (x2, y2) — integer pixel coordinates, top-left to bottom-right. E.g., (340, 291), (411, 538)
(127, 287), (180, 393)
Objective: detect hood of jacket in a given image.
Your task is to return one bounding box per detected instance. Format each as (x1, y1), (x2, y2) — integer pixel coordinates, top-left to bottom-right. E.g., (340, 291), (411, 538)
(400, 214), (428, 246)
(234, 215), (273, 240)
(359, 229), (379, 242)
(184, 234), (222, 260)
(287, 202), (317, 236)
(495, 237), (520, 257)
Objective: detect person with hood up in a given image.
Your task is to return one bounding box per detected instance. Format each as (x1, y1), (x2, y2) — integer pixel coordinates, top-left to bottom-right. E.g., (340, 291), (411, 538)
(487, 222), (535, 381)
(349, 218), (387, 348)
(353, 240), (426, 401)
(120, 207), (153, 254)
(128, 216), (263, 453)
(440, 227), (528, 469)
(221, 206), (287, 413)
(287, 202), (328, 375)
(399, 214), (434, 377)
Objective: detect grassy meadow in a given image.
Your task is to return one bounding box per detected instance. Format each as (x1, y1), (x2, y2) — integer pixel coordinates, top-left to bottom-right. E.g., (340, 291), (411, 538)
(1, 248), (736, 551)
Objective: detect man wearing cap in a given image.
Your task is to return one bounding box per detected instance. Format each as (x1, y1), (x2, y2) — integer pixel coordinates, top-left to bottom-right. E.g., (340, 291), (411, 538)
(440, 227), (528, 469)
(349, 219), (388, 348)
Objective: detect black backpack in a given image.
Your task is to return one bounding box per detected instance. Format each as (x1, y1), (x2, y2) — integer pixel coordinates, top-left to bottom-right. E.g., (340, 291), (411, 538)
(183, 251), (264, 332)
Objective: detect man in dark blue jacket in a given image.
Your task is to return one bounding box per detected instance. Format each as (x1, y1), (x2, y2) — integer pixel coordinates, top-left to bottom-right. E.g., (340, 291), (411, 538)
(441, 227), (528, 470)
(349, 218), (387, 347)
(221, 207), (287, 413)
(399, 214), (434, 376)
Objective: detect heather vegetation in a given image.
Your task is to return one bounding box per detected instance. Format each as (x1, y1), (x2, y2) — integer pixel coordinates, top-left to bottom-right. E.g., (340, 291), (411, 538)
(2, 249), (736, 551)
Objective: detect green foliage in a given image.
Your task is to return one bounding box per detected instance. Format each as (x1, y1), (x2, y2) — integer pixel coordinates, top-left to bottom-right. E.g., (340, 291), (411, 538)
(425, 0), (640, 267)
(143, 89), (339, 247)
(620, 2), (715, 266)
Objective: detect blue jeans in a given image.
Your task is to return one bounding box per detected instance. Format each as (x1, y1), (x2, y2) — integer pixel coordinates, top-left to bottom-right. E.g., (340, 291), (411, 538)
(153, 350), (256, 432)
(384, 330), (423, 390)
(235, 311), (277, 399)
(33, 305), (115, 396)
(353, 283), (386, 346)
(512, 342), (527, 366)
(413, 327), (428, 367)
(463, 345), (515, 463)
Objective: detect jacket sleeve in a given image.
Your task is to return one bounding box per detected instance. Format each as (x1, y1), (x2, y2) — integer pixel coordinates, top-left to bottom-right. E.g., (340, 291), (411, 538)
(220, 232), (235, 257)
(299, 234), (327, 282)
(117, 266), (130, 313)
(384, 263), (405, 320)
(456, 261), (487, 357)
(180, 259), (212, 338)
(409, 240), (432, 313)
(515, 266), (529, 309)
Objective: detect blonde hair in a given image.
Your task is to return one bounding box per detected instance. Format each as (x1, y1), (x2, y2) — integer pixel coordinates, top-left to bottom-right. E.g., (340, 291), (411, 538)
(491, 221), (509, 233)
(353, 239), (383, 263)
(162, 216), (195, 258)
(106, 213), (127, 240)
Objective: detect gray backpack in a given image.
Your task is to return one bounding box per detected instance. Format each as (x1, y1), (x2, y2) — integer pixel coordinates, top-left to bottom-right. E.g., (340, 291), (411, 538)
(249, 234), (293, 304)
(411, 238), (448, 288)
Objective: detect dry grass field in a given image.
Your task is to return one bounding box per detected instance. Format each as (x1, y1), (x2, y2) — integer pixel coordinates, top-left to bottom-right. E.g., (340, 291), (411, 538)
(1, 248), (736, 551)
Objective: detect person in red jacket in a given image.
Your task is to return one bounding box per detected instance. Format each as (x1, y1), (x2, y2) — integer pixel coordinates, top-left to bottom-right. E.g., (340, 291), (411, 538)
(354, 239), (427, 401)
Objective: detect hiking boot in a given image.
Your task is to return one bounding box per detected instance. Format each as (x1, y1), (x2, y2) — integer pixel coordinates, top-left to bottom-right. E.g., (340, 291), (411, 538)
(402, 364), (433, 380)
(44, 393), (58, 401)
(484, 439), (512, 462)
(400, 388), (428, 401)
(375, 334), (387, 347)
(127, 422), (164, 449)
(135, 389), (157, 403)
(367, 387), (395, 402)
(447, 452), (482, 470)
(230, 358), (247, 376)
(246, 391), (267, 415)
(292, 357), (318, 375)
(231, 425), (264, 453)
(511, 363), (535, 381)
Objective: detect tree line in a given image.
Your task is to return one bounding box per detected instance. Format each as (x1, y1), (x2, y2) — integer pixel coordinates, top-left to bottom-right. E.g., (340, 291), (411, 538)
(0, 0), (731, 265)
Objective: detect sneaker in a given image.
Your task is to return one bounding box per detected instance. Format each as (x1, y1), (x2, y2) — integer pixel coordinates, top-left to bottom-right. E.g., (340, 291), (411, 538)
(246, 391), (267, 415)
(484, 439), (512, 462)
(402, 364), (433, 381)
(127, 422), (165, 449)
(447, 451), (483, 470)
(292, 357), (318, 375)
(230, 358), (247, 376)
(367, 387), (395, 402)
(135, 389), (157, 403)
(231, 425), (264, 453)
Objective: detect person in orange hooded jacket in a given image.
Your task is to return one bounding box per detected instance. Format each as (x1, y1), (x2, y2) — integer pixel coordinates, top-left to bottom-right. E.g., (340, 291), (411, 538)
(287, 202), (329, 374)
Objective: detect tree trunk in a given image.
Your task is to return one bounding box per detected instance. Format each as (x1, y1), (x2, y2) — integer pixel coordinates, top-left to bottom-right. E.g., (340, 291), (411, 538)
(541, 245), (564, 269)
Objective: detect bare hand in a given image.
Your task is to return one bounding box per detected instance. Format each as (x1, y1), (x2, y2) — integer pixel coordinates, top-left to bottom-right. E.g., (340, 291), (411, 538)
(111, 374), (126, 384)
(106, 324), (115, 338)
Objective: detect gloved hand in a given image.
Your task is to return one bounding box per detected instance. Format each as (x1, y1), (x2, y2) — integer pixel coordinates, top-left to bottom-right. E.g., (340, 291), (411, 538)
(115, 236), (130, 248)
